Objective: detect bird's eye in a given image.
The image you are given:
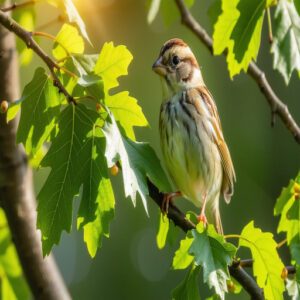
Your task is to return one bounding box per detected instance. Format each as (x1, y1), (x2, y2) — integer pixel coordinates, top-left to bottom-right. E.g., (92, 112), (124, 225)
(172, 55), (180, 66)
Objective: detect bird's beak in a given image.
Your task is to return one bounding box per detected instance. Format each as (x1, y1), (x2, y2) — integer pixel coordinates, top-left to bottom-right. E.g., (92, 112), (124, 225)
(152, 57), (166, 76)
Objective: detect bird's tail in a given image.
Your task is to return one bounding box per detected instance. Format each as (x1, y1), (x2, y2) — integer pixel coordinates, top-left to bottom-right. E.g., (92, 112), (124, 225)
(206, 203), (223, 235)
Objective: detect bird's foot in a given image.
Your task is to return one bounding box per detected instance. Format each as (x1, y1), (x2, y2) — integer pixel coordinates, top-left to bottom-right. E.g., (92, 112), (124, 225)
(197, 213), (208, 226)
(161, 191), (181, 215)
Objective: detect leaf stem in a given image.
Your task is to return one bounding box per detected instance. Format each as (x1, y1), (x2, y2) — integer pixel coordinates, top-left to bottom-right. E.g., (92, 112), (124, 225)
(267, 7), (273, 43)
(224, 234), (241, 239)
(0, 0), (37, 12)
(277, 238), (287, 249)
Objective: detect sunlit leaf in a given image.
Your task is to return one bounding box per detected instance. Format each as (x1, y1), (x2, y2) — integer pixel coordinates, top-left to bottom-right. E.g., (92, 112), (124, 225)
(172, 266), (201, 300)
(102, 111), (171, 214)
(37, 104), (99, 255)
(78, 140), (115, 257)
(13, 7), (35, 65)
(17, 67), (61, 156)
(52, 24), (84, 60)
(213, 0), (271, 77)
(0, 209), (29, 300)
(271, 0), (300, 84)
(157, 213), (169, 249)
(239, 221), (285, 300)
(106, 91), (148, 140)
(275, 173), (300, 265)
(172, 237), (194, 270)
(189, 223), (236, 299)
(94, 42), (133, 92)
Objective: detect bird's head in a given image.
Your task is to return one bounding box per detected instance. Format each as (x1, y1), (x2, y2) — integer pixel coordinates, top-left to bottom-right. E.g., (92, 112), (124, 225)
(152, 38), (204, 96)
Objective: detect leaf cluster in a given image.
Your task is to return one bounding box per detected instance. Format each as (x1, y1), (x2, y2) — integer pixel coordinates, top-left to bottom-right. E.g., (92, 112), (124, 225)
(7, 2), (171, 258)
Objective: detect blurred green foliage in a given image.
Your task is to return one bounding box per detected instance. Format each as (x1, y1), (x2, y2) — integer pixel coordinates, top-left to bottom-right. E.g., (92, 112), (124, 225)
(8, 0), (300, 299)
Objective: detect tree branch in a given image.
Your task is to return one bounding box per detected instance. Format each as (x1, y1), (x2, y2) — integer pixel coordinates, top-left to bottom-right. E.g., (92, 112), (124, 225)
(0, 0), (36, 12)
(174, 0), (300, 144)
(0, 9), (75, 104)
(0, 2), (70, 298)
(147, 180), (264, 299)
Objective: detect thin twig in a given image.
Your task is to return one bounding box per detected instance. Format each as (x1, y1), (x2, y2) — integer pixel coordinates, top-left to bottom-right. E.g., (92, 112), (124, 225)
(0, 10), (75, 104)
(175, 0), (300, 145)
(0, 0), (36, 12)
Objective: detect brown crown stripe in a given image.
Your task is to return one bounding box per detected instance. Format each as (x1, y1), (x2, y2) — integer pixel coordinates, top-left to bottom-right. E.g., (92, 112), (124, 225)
(160, 38), (187, 56)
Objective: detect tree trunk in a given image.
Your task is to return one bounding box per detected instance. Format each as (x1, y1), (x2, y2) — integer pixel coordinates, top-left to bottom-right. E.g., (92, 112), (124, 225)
(0, 3), (71, 299)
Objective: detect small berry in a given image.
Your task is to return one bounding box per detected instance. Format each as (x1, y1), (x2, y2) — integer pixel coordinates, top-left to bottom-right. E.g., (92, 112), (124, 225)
(281, 267), (288, 279)
(1, 100), (8, 113)
(110, 165), (119, 176)
(227, 280), (235, 293)
(96, 103), (102, 111)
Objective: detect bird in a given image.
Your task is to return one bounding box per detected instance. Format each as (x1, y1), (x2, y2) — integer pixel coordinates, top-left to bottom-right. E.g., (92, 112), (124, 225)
(152, 38), (236, 234)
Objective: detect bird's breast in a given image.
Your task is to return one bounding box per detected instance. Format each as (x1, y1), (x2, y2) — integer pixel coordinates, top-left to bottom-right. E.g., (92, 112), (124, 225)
(159, 93), (222, 206)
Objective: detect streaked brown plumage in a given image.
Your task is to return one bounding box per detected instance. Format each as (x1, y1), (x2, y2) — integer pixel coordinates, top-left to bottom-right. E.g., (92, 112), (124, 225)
(152, 38), (235, 234)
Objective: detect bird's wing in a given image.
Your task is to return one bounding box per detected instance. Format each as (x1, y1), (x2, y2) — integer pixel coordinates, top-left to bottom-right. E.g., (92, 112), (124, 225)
(191, 87), (236, 203)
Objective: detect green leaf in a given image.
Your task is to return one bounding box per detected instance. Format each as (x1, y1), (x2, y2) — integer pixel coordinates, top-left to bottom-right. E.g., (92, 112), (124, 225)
(295, 0), (300, 15)
(78, 139), (115, 257)
(13, 7), (35, 65)
(160, 0), (194, 27)
(172, 237), (194, 270)
(37, 104), (99, 255)
(94, 42), (133, 92)
(274, 173), (300, 264)
(172, 266), (201, 300)
(271, 0), (300, 84)
(63, 0), (91, 45)
(231, 0), (266, 62)
(147, 0), (161, 24)
(157, 213), (169, 249)
(212, 0), (239, 55)
(6, 98), (23, 123)
(81, 173), (115, 258)
(208, 0), (222, 27)
(0, 209), (29, 300)
(52, 24), (84, 60)
(189, 223), (236, 299)
(239, 221), (285, 300)
(106, 91), (148, 140)
(274, 179), (296, 216)
(102, 111), (171, 214)
(46, 0), (91, 44)
(16, 67), (61, 155)
(213, 0), (268, 77)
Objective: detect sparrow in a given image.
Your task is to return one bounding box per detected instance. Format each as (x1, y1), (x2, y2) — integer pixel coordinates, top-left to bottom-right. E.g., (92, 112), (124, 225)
(152, 38), (236, 234)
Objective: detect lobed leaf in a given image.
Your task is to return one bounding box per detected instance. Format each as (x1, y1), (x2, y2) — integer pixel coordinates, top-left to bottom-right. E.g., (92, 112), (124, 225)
(239, 221), (285, 300)
(78, 139), (115, 257)
(171, 266), (201, 300)
(37, 104), (100, 255)
(189, 223), (236, 299)
(275, 172), (300, 264)
(94, 42), (133, 92)
(213, 0), (271, 77)
(271, 0), (300, 84)
(172, 236), (194, 270)
(106, 91), (148, 140)
(102, 111), (171, 214)
(52, 24), (84, 60)
(16, 67), (61, 156)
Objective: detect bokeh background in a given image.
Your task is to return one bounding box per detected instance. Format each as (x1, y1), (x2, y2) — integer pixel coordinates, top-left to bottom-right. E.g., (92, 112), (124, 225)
(19, 0), (300, 299)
